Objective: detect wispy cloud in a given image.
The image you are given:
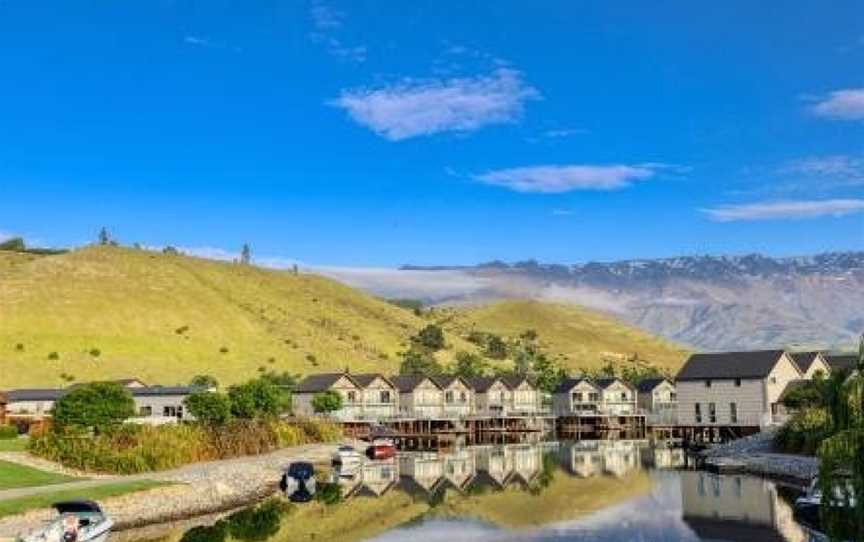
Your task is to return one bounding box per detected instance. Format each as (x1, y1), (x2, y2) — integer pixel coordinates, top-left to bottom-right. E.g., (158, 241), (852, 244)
(331, 68), (540, 141)
(781, 155), (864, 187)
(309, 2), (365, 63)
(703, 199), (864, 222)
(183, 35), (241, 53)
(473, 163), (661, 193)
(809, 88), (864, 120)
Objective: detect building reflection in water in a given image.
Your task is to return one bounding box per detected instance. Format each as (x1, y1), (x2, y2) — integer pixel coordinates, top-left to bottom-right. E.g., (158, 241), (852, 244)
(678, 470), (810, 542)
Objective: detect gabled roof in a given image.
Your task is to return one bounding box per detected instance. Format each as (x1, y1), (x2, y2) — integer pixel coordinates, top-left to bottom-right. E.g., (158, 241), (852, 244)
(429, 375), (471, 390)
(351, 373), (395, 389)
(500, 375), (533, 390)
(130, 386), (200, 397)
(390, 375), (440, 393)
(466, 377), (505, 392)
(635, 377), (671, 393)
(824, 354), (859, 373)
(789, 352), (827, 374)
(295, 373), (359, 393)
(5, 388), (67, 402)
(553, 378), (597, 394)
(594, 377), (633, 391)
(676, 350), (791, 381)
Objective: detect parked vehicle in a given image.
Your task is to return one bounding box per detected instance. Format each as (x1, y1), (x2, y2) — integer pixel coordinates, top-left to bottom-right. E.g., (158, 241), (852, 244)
(19, 501), (114, 542)
(365, 438), (396, 460)
(331, 445), (363, 469)
(280, 462), (317, 503)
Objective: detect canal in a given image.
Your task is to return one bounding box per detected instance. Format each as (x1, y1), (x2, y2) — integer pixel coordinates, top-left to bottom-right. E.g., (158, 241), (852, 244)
(121, 441), (819, 542)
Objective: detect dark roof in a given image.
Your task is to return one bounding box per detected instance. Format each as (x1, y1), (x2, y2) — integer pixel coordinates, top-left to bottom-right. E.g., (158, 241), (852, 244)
(429, 375), (466, 389)
(553, 378), (596, 394)
(5, 389), (67, 402)
(389, 375), (439, 392)
(594, 378), (633, 390)
(789, 352), (825, 373)
(824, 354), (859, 372)
(635, 377), (670, 393)
(295, 373), (358, 393)
(130, 386), (200, 397)
(466, 377), (504, 392)
(500, 375), (532, 389)
(351, 373), (394, 389)
(676, 350), (790, 381)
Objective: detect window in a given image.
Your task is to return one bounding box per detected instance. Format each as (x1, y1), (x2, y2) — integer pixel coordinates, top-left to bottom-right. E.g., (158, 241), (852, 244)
(163, 406), (177, 417)
(572, 392), (583, 403)
(670, 392), (677, 401)
(734, 378), (741, 387)
(380, 390), (391, 403)
(770, 377), (777, 384)
(709, 402), (717, 423)
(459, 391), (467, 403)
(730, 402), (738, 423)
(139, 406), (152, 417)
(445, 391), (454, 404)
(347, 391), (357, 403)
(705, 380), (712, 388)
(589, 392), (600, 402)
(499, 391), (506, 403)
(620, 392), (627, 401)
(695, 403), (702, 423)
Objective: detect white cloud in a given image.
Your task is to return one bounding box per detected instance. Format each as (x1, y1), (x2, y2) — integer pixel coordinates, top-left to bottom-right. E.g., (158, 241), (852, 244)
(330, 68), (540, 141)
(703, 199), (864, 222)
(782, 155), (864, 187)
(474, 164), (659, 193)
(310, 4), (344, 30)
(543, 128), (590, 138)
(184, 36), (212, 47)
(308, 3), (365, 63)
(810, 88), (864, 120)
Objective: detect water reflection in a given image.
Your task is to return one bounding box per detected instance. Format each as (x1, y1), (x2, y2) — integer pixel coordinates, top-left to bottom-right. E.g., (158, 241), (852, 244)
(159, 441), (820, 542)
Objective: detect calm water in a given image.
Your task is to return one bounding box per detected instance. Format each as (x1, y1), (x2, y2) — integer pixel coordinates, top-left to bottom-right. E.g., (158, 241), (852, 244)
(129, 441), (821, 542)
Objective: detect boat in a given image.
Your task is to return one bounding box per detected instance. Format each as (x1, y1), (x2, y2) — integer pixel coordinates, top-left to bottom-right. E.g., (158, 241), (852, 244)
(365, 438), (396, 460)
(19, 501), (114, 542)
(794, 474), (858, 533)
(280, 461), (317, 503)
(331, 445), (364, 469)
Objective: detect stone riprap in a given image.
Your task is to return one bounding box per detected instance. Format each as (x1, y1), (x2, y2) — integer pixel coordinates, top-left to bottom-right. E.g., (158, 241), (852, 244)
(700, 430), (818, 485)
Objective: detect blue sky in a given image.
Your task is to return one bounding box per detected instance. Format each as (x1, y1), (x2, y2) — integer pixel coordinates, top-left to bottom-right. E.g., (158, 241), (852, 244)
(1, 1), (863, 267)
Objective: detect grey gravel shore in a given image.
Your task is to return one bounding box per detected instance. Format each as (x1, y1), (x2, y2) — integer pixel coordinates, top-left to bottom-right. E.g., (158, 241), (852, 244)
(699, 430), (818, 486)
(0, 442), (341, 538)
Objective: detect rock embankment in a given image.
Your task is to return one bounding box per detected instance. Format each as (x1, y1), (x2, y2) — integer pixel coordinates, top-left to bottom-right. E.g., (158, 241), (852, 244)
(0, 443), (340, 538)
(700, 430), (818, 486)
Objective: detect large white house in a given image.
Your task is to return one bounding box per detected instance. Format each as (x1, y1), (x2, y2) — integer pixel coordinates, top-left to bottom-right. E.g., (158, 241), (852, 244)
(675, 350), (803, 429)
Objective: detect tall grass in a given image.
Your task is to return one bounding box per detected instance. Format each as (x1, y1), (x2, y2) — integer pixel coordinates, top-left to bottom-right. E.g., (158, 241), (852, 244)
(29, 418), (341, 474)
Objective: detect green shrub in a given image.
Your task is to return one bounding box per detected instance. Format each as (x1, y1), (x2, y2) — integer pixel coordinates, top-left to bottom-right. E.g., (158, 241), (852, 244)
(190, 374), (219, 389)
(0, 425), (19, 439)
(185, 391), (232, 425)
(15, 343), (24, 352)
(89, 348), (101, 357)
(415, 324), (445, 351)
(775, 408), (831, 455)
(227, 379), (281, 419)
(311, 390), (343, 415)
(47, 351), (60, 360)
(52, 382), (135, 434)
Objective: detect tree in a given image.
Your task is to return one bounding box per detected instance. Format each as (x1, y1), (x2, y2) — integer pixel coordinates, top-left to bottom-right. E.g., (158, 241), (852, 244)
(163, 246), (179, 255)
(415, 324), (445, 351)
(258, 371), (297, 414)
(311, 390), (343, 415)
(240, 243), (252, 265)
(485, 335), (508, 360)
(98, 227), (111, 246)
(185, 391), (232, 425)
(52, 382), (135, 434)
(399, 348), (443, 376)
(227, 379), (281, 419)
(0, 237), (25, 252)
(453, 351), (488, 379)
(190, 375), (219, 389)
(533, 352), (567, 394)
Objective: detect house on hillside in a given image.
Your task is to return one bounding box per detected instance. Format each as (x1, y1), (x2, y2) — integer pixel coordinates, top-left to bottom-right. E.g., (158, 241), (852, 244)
(352, 374), (398, 420)
(468, 377), (511, 415)
(390, 375), (444, 418)
(637, 378), (677, 424)
(789, 352), (832, 379)
(552, 378), (601, 416)
(293, 373), (363, 420)
(430, 375), (473, 418)
(501, 375), (541, 414)
(675, 350), (803, 429)
(595, 378), (638, 415)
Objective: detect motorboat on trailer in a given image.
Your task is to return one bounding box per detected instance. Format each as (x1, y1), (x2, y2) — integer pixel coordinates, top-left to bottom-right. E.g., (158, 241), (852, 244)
(365, 438), (396, 460)
(331, 445), (364, 469)
(280, 461), (317, 503)
(18, 501), (114, 542)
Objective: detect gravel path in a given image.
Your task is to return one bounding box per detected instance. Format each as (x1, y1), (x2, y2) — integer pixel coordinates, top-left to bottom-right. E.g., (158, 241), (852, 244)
(0, 442), (342, 537)
(700, 430), (818, 485)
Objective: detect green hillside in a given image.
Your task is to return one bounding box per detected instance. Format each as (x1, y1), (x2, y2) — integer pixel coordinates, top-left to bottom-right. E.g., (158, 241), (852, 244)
(0, 247), (687, 389)
(445, 300), (689, 374)
(0, 246), (449, 388)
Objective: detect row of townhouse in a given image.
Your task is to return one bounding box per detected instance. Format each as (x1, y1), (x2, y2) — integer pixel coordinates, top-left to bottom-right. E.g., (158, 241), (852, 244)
(292, 373), (544, 420)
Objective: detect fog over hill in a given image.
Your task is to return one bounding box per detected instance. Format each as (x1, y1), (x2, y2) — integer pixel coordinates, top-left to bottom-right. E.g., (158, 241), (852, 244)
(320, 252), (864, 351)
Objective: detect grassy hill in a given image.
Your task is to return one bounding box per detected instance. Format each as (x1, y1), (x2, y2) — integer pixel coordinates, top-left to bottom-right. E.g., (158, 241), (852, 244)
(0, 247), (687, 389)
(444, 300), (689, 374)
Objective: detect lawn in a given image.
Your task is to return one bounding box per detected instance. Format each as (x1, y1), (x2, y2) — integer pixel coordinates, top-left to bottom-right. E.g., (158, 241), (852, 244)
(0, 438), (28, 452)
(0, 460), (78, 490)
(0, 480), (167, 518)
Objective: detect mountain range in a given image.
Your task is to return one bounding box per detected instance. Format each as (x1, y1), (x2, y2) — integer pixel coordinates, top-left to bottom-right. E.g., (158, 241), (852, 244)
(326, 252), (864, 352)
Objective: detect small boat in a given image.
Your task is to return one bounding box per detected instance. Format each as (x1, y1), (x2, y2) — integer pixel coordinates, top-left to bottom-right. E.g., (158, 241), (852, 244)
(331, 445), (364, 469)
(365, 438), (396, 460)
(19, 501), (114, 542)
(794, 474), (858, 531)
(280, 461), (317, 503)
